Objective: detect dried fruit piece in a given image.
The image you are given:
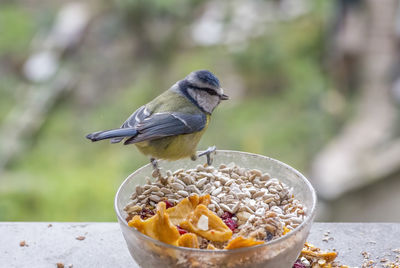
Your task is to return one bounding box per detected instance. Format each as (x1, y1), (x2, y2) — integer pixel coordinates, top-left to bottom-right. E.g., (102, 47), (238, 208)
(300, 242), (338, 263)
(166, 197), (197, 226)
(283, 226), (291, 235)
(177, 233), (199, 248)
(224, 236), (264, 250)
(177, 226), (188, 235)
(223, 217), (238, 231)
(300, 249), (337, 263)
(198, 194), (211, 206)
(180, 205), (232, 242)
(166, 194), (210, 226)
(292, 259), (306, 268)
(164, 200), (174, 209)
(265, 231), (274, 241)
(128, 202), (180, 246)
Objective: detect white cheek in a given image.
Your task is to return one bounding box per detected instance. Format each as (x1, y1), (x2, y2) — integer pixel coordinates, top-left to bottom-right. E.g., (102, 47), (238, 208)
(187, 89), (220, 113)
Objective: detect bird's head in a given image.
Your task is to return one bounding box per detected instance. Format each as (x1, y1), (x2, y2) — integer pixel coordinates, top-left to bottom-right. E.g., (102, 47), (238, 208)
(179, 70), (229, 114)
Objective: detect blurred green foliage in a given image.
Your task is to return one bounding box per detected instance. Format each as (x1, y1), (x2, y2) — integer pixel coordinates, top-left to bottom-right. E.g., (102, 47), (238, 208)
(0, 5), (35, 53)
(0, 0), (336, 221)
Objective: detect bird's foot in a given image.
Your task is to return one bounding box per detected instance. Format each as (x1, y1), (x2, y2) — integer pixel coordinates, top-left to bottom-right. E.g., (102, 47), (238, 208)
(198, 146), (217, 166)
(150, 158), (161, 179)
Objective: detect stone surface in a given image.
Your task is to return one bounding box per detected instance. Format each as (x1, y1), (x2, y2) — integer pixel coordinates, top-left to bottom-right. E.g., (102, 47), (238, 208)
(0, 222), (399, 267)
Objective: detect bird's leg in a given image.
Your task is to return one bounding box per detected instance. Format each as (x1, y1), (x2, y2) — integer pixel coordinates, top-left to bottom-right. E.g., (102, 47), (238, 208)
(197, 146), (217, 166)
(150, 158), (161, 178)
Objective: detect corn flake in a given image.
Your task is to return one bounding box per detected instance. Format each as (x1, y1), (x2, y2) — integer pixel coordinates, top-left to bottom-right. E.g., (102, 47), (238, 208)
(180, 204), (232, 242)
(177, 233), (199, 248)
(301, 242), (338, 263)
(166, 194), (211, 226)
(224, 236), (264, 250)
(128, 194), (233, 248)
(128, 202), (180, 246)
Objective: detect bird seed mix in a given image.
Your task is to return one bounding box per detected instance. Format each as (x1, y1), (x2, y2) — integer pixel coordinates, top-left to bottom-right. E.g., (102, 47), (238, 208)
(124, 163), (307, 250)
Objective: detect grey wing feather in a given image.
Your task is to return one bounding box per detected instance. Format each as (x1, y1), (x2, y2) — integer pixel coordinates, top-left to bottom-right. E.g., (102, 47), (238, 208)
(123, 112), (206, 145)
(110, 106), (150, 143)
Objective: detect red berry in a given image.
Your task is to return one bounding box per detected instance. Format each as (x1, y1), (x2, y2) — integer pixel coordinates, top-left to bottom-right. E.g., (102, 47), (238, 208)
(221, 211), (234, 220)
(176, 226), (188, 235)
(292, 260), (306, 268)
(139, 208), (155, 219)
(223, 218), (238, 231)
(164, 200), (174, 209)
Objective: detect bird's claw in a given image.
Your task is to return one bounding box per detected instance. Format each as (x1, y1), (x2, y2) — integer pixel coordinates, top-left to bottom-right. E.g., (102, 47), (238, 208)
(150, 158), (161, 178)
(198, 146), (217, 166)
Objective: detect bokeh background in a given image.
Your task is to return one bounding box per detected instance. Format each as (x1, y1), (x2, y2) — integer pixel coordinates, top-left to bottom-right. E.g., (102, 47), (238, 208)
(1, 0), (400, 222)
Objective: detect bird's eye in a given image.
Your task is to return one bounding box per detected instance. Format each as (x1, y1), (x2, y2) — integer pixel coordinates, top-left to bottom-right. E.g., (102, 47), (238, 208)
(188, 83), (219, 96)
(201, 88), (219, 96)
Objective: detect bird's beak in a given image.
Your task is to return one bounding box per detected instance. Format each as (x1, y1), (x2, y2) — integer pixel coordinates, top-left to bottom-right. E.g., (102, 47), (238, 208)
(220, 93), (229, 100)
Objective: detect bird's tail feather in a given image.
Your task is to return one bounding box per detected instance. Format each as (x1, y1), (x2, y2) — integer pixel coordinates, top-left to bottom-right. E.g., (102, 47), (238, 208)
(86, 128), (137, 142)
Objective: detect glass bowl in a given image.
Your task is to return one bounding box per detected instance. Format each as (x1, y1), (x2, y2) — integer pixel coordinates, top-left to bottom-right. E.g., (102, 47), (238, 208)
(115, 150), (317, 268)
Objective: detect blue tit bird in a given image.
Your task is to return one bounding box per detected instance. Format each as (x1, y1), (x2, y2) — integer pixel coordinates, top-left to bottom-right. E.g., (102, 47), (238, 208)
(86, 70), (228, 174)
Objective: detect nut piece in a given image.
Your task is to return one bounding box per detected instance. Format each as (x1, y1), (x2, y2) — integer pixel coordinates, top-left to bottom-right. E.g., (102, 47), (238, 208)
(197, 215), (209, 231)
(237, 211), (252, 222)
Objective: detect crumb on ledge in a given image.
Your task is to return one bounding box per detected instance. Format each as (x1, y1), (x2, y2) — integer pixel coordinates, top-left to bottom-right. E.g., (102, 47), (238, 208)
(75, 236), (85, 241)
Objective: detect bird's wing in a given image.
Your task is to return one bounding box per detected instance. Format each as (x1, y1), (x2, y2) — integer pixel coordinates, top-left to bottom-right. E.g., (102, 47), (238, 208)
(121, 105), (151, 128)
(123, 112), (207, 145)
(110, 105), (151, 143)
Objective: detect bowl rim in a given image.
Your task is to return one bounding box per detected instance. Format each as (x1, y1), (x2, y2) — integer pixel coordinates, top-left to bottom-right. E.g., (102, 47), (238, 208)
(114, 150), (317, 254)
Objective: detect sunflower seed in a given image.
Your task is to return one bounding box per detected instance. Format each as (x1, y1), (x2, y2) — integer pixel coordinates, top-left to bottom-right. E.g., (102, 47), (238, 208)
(125, 205), (142, 213)
(177, 190), (189, 197)
(261, 173), (271, 181)
(171, 183), (184, 191)
(250, 169), (262, 177)
(135, 185), (143, 195)
(187, 185), (201, 194)
(152, 191), (164, 197)
(231, 202), (240, 214)
(173, 168), (184, 175)
(211, 187), (222, 196)
(196, 178), (208, 188)
(253, 191), (264, 198)
(174, 178), (186, 186)
(149, 195), (161, 202)
(160, 188), (172, 194)
(220, 203), (231, 213)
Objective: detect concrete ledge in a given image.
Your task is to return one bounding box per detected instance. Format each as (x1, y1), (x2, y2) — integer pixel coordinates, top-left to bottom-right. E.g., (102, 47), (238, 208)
(0, 222), (399, 267)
